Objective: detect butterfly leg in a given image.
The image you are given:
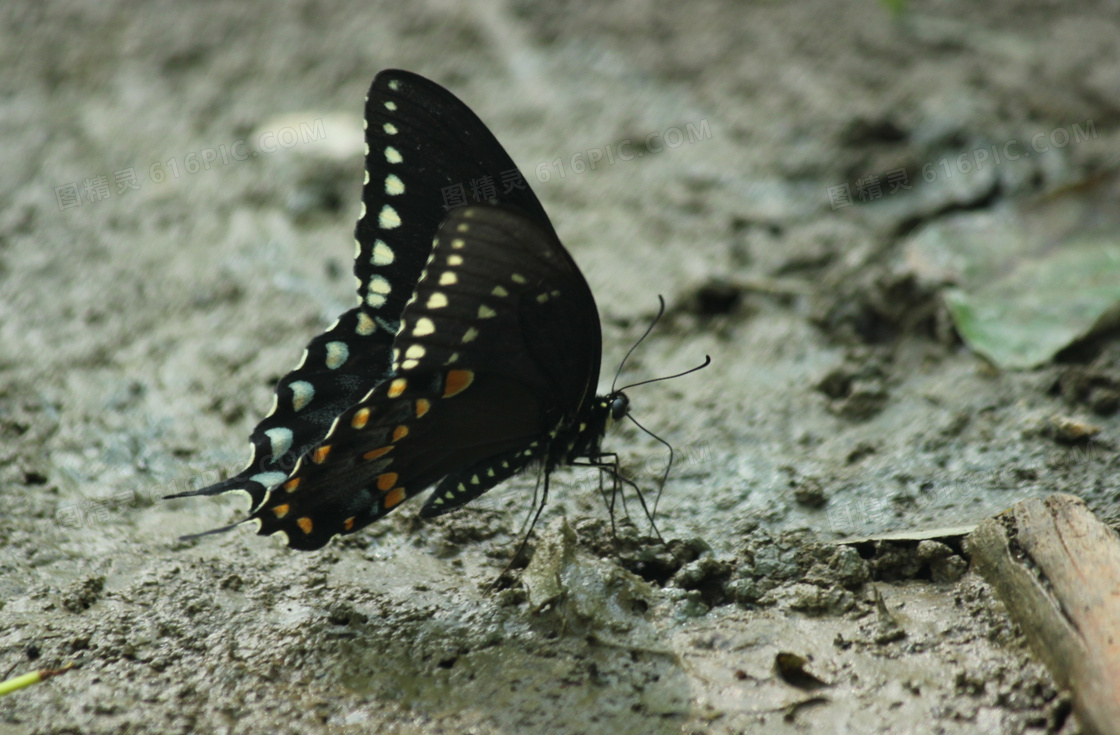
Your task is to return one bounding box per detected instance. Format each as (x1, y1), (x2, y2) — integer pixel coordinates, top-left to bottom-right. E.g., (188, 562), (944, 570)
(572, 454), (665, 544)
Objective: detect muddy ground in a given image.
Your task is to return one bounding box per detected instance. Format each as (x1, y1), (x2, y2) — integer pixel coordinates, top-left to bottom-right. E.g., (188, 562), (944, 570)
(2, 1), (1119, 733)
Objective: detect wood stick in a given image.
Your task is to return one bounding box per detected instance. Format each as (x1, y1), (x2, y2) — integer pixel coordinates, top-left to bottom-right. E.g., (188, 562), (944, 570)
(968, 493), (1120, 735)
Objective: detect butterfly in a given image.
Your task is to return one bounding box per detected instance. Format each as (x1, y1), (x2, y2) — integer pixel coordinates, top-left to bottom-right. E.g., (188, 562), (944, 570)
(172, 69), (661, 550)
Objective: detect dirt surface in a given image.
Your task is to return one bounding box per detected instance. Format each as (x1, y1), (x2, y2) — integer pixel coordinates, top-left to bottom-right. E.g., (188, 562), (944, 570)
(2, 1), (1119, 733)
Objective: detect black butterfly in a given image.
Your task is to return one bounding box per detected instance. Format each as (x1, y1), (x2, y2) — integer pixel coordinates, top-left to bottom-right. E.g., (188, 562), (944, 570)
(172, 70), (651, 550)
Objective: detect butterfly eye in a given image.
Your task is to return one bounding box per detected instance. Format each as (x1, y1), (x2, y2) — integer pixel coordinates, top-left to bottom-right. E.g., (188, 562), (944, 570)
(610, 394), (630, 421)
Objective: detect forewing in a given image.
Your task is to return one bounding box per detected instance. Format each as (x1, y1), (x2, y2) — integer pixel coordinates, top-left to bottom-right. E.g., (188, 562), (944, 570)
(176, 70), (553, 509)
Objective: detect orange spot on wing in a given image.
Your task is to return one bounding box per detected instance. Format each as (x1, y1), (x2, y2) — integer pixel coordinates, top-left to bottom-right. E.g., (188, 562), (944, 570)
(312, 445), (331, 463)
(363, 446), (393, 461)
(392, 425), (409, 441)
(272, 503), (290, 518)
(351, 408), (371, 429)
(377, 472), (399, 491)
(443, 369), (475, 398)
(388, 378), (407, 398)
(283, 477), (301, 492)
(415, 398), (431, 418)
(343, 517), (355, 531)
(296, 517), (313, 534)
(384, 487), (406, 508)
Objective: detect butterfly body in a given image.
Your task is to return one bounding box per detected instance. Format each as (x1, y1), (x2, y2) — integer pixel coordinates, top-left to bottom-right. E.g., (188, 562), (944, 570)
(174, 70), (636, 551)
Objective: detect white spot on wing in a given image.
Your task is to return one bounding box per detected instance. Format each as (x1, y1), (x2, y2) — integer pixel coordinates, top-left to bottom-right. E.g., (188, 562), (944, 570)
(385, 101), (397, 111)
(250, 471), (288, 489)
(462, 327), (479, 343)
(383, 122), (398, 135)
(385, 146), (402, 164)
(447, 254), (463, 266)
(385, 174), (405, 196)
(290, 381), (314, 411)
(439, 272), (457, 286)
(414, 318), (435, 336)
(426, 292), (448, 309)
(356, 312), (376, 336)
(478, 304), (496, 319)
(325, 341), (349, 369)
(366, 292), (387, 308)
(491, 285), (508, 297)
(405, 344), (426, 359)
(265, 427), (294, 459)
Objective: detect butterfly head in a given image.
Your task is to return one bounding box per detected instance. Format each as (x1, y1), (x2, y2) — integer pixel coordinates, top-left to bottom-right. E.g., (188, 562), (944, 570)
(606, 391), (630, 429)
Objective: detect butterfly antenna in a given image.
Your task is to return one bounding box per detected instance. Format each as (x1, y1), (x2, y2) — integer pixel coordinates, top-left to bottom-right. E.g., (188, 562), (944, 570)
(612, 296), (667, 393)
(617, 355), (711, 393)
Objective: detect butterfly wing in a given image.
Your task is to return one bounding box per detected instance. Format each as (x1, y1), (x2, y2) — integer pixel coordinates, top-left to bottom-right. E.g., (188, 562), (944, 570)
(174, 70), (556, 510)
(248, 205), (602, 549)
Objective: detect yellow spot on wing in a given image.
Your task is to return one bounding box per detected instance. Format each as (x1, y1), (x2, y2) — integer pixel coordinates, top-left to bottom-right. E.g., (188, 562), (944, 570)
(377, 473), (399, 491)
(344, 517), (356, 531)
(392, 425), (409, 441)
(283, 477), (301, 492)
(379, 205), (401, 229)
(297, 517), (313, 534)
(371, 240), (394, 266)
(388, 378), (407, 398)
(444, 369), (475, 398)
(312, 445), (332, 464)
(273, 504), (290, 518)
(351, 408), (370, 429)
(384, 487), (406, 508)
(369, 275), (392, 294)
(415, 398), (430, 417)
(363, 446), (393, 461)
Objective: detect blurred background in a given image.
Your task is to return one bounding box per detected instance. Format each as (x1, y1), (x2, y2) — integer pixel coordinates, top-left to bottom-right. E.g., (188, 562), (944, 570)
(2, 1), (1117, 733)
